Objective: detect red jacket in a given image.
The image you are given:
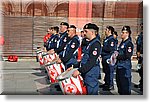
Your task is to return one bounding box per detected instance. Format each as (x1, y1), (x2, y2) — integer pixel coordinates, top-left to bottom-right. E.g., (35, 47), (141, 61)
(43, 33), (52, 43)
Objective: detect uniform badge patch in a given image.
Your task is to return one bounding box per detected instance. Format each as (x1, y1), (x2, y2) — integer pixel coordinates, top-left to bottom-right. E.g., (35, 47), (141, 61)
(71, 44), (75, 48)
(111, 42), (114, 47)
(71, 43), (76, 48)
(128, 47), (132, 52)
(93, 51), (97, 56)
(64, 37), (67, 42)
(121, 45), (124, 48)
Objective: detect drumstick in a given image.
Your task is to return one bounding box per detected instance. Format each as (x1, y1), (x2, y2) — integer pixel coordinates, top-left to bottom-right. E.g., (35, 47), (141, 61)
(45, 61), (56, 67)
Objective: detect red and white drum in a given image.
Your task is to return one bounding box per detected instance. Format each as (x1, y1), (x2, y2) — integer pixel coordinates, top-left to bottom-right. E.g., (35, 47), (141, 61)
(43, 53), (58, 65)
(107, 51), (118, 66)
(46, 63), (65, 83)
(36, 50), (44, 66)
(57, 68), (87, 95)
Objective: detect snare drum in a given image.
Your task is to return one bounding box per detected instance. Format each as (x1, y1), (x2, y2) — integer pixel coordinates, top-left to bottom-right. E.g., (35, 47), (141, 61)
(36, 50), (44, 66)
(42, 53), (52, 65)
(46, 63), (65, 83)
(107, 52), (118, 66)
(43, 53), (58, 65)
(57, 68), (87, 95)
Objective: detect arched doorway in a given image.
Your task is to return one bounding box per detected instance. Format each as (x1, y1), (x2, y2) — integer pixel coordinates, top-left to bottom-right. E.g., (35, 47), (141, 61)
(2, 2), (13, 16)
(54, 3), (69, 17)
(26, 2), (48, 16)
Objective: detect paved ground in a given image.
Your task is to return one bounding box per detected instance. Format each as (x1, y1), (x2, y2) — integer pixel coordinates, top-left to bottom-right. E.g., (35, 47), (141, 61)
(0, 59), (143, 95)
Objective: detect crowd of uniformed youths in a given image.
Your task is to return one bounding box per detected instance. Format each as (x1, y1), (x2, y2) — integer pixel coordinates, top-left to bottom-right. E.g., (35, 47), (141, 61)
(41, 22), (143, 95)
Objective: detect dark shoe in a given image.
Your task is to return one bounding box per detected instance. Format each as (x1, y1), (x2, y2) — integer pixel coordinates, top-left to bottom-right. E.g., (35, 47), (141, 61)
(134, 84), (140, 88)
(99, 84), (108, 87)
(55, 85), (61, 91)
(98, 75), (101, 79)
(102, 86), (114, 91)
(56, 87), (61, 91)
(99, 84), (108, 88)
(55, 85), (60, 88)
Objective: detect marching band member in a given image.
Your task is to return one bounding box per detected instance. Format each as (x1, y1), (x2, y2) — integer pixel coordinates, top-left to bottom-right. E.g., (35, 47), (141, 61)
(56, 25), (80, 69)
(81, 35), (89, 54)
(47, 22), (70, 55)
(101, 26), (117, 91)
(54, 22), (70, 54)
(134, 23), (143, 92)
(47, 26), (60, 51)
(113, 31), (118, 46)
(43, 27), (54, 51)
(71, 23), (101, 95)
(116, 26), (134, 95)
(45, 23), (70, 91)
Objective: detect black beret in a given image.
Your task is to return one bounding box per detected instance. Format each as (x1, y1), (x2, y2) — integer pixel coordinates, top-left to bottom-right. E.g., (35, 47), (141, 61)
(113, 31), (118, 36)
(60, 22), (69, 28)
(69, 25), (76, 29)
(122, 26), (131, 34)
(106, 26), (114, 33)
(83, 23), (99, 32)
(53, 26), (59, 33)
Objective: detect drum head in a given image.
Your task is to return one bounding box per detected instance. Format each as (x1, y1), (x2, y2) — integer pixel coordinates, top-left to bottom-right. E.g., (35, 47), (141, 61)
(110, 53), (117, 66)
(57, 68), (78, 81)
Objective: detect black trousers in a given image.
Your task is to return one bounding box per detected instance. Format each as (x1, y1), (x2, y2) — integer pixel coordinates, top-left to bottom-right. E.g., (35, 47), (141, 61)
(116, 68), (131, 95)
(138, 56), (143, 89)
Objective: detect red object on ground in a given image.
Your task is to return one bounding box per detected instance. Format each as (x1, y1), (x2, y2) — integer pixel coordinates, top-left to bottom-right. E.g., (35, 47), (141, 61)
(8, 55), (18, 62)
